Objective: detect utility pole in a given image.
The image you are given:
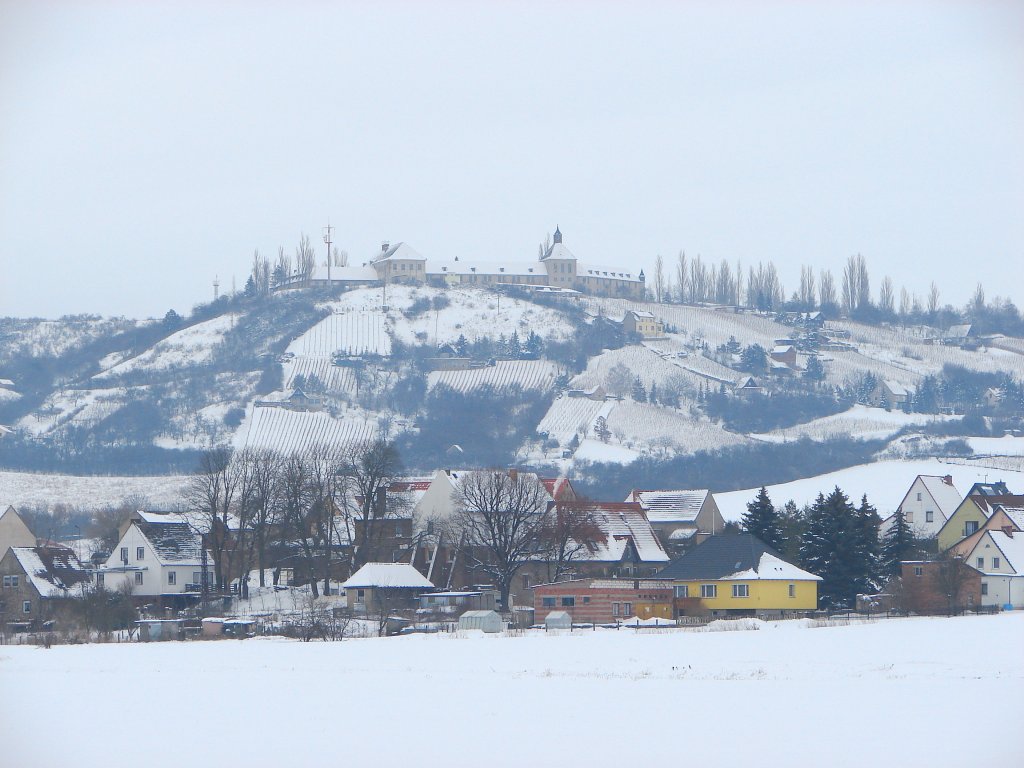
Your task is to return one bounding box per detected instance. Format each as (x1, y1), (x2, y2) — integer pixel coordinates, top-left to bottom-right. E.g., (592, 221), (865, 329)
(213, 276), (220, 301)
(323, 221), (334, 283)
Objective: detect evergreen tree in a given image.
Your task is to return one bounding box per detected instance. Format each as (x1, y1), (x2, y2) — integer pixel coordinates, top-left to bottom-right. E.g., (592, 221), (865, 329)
(804, 355), (825, 383)
(454, 334), (469, 357)
(777, 500), (806, 563)
(740, 487), (784, 550)
(852, 494), (882, 594)
(631, 376), (647, 402)
(507, 331), (522, 360)
(244, 275), (257, 298)
(881, 508), (915, 577)
(594, 416), (611, 443)
(524, 331), (543, 359)
(799, 487), (861, 609)
(648, 382), (659, 406)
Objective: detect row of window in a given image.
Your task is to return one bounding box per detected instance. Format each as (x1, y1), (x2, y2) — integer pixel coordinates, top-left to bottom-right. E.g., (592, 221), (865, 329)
(121, 546), (146, 562)
(2, 575), (20, 589)
(541, 596), (591, 608)
(674, 584), (798, 598)
(977, 557), (1000, 570)
(904, 511), (934, 524)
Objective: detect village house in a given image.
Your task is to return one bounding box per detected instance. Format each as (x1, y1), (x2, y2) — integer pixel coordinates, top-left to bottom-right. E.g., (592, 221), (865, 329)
(341, 562), (435, 613)
(656, 534), (821, 618)
(734, 375), (764, 397)
(881, 474), (962, 539)
(0, 544), (91, 631)
(769, 342), (798, 369)
(948, 503), (1024, 560)
(900, 559), (983, 614)
(960, 528), (1024, 609)
(621, 310), (664, 339)
(624, 489), (725, 554)
(870, 379), (913, 410)
(532, 578), (673, 624)
(936, 482), (1019, 552)
(98, 515), (214, 607)
(0, 505), (37, 556)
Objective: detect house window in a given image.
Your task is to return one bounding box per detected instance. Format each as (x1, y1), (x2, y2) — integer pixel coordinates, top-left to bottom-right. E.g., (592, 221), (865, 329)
(925, 511), (934, 523)
(134, 572), (143, 585)
(700, 584), (717, 598)
(977, 557), (984, 569)
(23, 600), (31, 613)
(788, 584), (796, 598)
(674, 585), (689, 599)
(542, 596), (555, 608)
(357, 589), (365, 600)
(582, 596), (590, 604)
(993, 558), (1000, 569)
(522, 574), (531, 589)
(981, 583), (988, 596)
(905, 512), (914, 523)
(965, 521), (979, 535)
(623, 602), (633, 616)
(913, 566), (923, 577)
(612, 602), (620, 616)
(561, 596), (575, 607)
(97, 573), (104, 587)
(2, 575), (18, 589)
(916, 493), (922, 501)
(732, 584), (749, 598)
(168, 571), (177, 585)
(120, 547), (128, 563)
(193, 571), (203, 585)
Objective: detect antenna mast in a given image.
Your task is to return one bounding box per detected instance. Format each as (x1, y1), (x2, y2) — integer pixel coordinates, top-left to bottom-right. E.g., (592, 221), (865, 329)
(213, 275), (220, 301)
(323, 221), (334, 283)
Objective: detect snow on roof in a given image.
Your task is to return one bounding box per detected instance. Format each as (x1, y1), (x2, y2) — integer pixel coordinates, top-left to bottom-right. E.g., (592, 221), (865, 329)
(137, 520), (208, 565)
(987, 531), (1024, 574)
(309, 264), (379, 282)
(135, 510), (190, 525)
(570, 503), (669, 563)
(996, 505), (1024, 530)
(918, 475), (963, 516)
(461, 610), (500, 618)
(342, 562), (434, 589)
(630, 490), (710, 523)
(374, 242), (424, 262)
(578, 262), (642, 282)
(628, 310), (656, 319)
(883, 380), (911, 396)
(543, 243), (577, 261)
(9, 546), (90, 597)
(0, 379), (14, 388)
(771, 345), (795, 354)
(946, 324), (973, 338)
(720, 552), (822, 582)
(668, 528), (697, 541)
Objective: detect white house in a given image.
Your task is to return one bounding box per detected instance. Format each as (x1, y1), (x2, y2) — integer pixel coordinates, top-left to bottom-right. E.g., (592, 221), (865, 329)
(882, 475), (963, 539)
(965, 530), (1024, 609)
(98, 517), (213, 599)
(624, 489), (725, 551)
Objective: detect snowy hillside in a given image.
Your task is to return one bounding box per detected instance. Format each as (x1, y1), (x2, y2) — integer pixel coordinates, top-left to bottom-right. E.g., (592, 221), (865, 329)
(93, 314), (235, 381)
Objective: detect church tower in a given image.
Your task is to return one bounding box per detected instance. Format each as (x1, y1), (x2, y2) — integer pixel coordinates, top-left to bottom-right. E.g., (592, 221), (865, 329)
(553, 226), (562, 245)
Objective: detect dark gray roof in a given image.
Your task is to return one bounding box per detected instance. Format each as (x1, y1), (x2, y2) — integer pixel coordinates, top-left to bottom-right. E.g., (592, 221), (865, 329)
(138, 521), (205, 564)
(655, 534), (781, 580)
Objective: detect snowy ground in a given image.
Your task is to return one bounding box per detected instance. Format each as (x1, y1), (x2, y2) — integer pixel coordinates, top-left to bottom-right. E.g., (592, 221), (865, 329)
(0, 470), (190, 509)
(1, 613), (1020, 767)
(716, 457), (1024, 520)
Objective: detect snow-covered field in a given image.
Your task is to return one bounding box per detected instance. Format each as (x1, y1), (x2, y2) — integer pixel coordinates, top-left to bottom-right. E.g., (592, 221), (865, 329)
(752, 404), (958, 443)
(93, 314), (235, 380)
(237, 404), (382, 453)
(428, 359), (559, 393)
(716, 457), (1024, 520)
(0, 470), (189, 509)
(2, 614), (1019, 767)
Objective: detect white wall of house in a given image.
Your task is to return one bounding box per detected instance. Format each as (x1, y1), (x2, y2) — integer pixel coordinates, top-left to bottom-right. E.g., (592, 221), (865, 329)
(897, 478), (948, 538)
(100, 524), (210, 596)
(979, 574), (1024, 609)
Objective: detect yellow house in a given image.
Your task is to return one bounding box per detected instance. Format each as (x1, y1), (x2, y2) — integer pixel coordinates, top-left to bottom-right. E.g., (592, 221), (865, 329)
(657, 533), (821, 617)
(937, 483), (1021, 552)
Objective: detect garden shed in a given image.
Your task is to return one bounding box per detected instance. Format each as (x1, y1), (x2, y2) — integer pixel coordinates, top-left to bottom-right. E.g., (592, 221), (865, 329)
(458, 610), (502, 633)
(544, 610), (572, 630)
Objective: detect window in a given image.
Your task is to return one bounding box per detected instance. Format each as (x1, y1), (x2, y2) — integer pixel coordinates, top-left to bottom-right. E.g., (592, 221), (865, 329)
(965, 521), (979, 535)
(560, 596), (575, 607)
(612, 602), (620, 616)
(788, 584), (796, 598)
(120, 547), (128, 563)
(732, 584), (749, 598)
(136, 546), (145, 560)
(916, 492), (922, 501)
(167, 571), (176, 585)
(977, 557), (984, 569)
(97, 573), (104, 587)
(522, 574), (531, 589)
(993, 558), (1001, 569)
(23, 600), (31, 613)
(2, 575), (18, 589)
(925, 511), (934, 523)
(134, 572), (143, 585)
(582, 596), (590, 604)
(700, 584), (717, 598)
(905, 511), (914, 523)
(542, 596), (555, 608)
(981, 583), (988, 596)
(623, 602), (633, 616)
(674, 585), (689, 599)
(193, 571), (203, 585)
(913, 566), (923, 577)
(357, 589), (365, 600)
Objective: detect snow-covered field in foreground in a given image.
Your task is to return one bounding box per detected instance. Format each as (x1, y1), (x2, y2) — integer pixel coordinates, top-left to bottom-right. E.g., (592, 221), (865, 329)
(2, 614), (1021, 768)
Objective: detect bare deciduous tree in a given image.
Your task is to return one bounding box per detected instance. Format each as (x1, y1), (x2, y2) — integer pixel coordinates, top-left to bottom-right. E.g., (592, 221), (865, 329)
(186, 447), (239, 591)
(539, 501), (603, 583)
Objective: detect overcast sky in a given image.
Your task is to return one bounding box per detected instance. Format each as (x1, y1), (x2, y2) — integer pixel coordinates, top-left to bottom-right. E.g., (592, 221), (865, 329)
(1, 1), (1021, 319)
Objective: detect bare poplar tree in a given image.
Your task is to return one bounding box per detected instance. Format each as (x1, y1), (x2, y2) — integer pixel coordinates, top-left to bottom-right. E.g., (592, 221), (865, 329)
(879, 276), (895, 316)
(899, 286), (911, 319)
(449, 470), (551, 611)
(971, 283), (985, 312)
(336, 438), (405, 569)
(653, 254), (666, 303)
(799, 265), (816, 309)
(927, 282), (940, 316)
(248, 448), (282, 587)
(296, 233), (317, 280)
(819, 269), (837, 312)
(675, 250), (688, 303)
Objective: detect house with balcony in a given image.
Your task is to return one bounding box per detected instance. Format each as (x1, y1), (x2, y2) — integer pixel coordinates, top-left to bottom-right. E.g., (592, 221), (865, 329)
(656, 534), (821, 618)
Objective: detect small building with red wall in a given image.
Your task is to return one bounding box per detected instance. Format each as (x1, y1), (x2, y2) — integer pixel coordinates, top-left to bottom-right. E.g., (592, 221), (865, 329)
(901, 559), (983, 614)
(531, 578), (672, 624)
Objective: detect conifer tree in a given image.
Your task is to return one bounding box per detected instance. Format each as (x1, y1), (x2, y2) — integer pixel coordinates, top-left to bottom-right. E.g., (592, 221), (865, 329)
(881, 508), (915, 576)
(648, 382), (659, 406)
(799, 487), (862, 608)
(631, 376), (647, 402)
(740, 487), (784, 550)
(852, 494), (882, 594)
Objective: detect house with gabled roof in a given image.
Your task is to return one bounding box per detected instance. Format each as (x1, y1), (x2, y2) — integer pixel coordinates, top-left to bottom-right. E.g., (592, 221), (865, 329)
(341, 562), (435, 612)
(624, 489), (725, 553)
(961, 528), (1024, 609)
(870, 380), (912, 410)
(949, 503), (1024, 558)
(937, 482), (1019, 552)
(622, 310), (664, 339)
(0, 544), (90, 629)
(98, 518), (214, 605)
(881, 474), (962, 539)
(655, 534), (821, 617)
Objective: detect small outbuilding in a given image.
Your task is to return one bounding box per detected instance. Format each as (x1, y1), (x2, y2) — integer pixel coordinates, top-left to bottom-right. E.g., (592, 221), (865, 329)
(458, 610), (503, 633)
(544, 610), (572, 630)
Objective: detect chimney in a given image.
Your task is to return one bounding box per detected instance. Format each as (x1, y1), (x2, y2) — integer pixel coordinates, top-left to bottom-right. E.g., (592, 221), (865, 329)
(1003, 526), (1014, 537)
(381, 241), (390, 254)
(943, 475), (953, 485)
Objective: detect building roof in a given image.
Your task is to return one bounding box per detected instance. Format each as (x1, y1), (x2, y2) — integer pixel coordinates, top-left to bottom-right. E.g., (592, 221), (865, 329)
(986, 531), (1024, 575)
(374, 242), (424, 262)
(567, 502), (669, 563)
(627, 310), (657, 320)
(916, 475), (963, 517)
(628, 490), (710, 524)
(342, 562), (434, 589)
(771, 345), (795, 354)
(578, 262), (642, 283)
(9, 546), (90, 597)
(656, 534), (820, 581)
(543, 243), (577, 261)
(882, 380), (911, 396)
(995, 505), (1024, 531)
(967, 481), (1012, 498)
(946, 324), (973, 338)
(136, 520), (207, 565)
